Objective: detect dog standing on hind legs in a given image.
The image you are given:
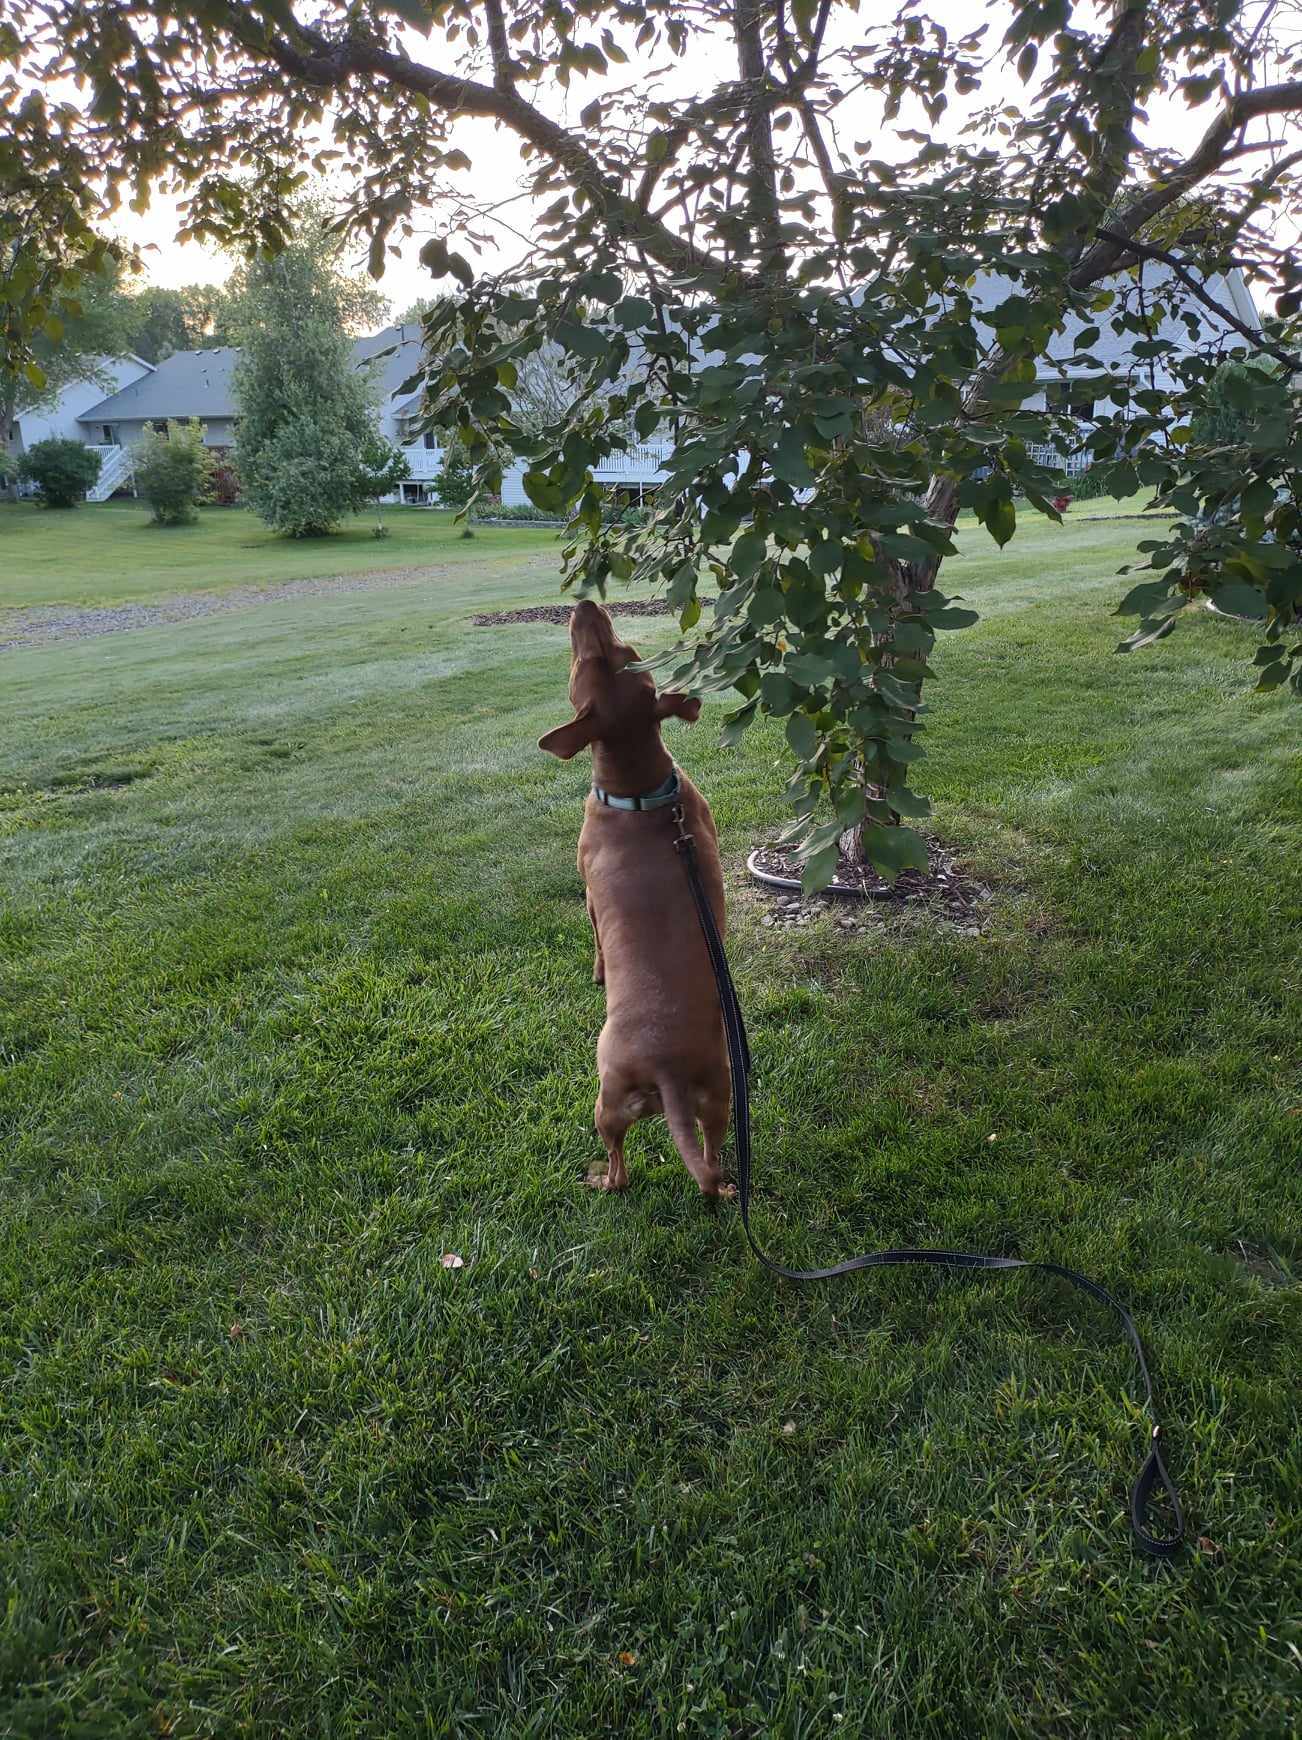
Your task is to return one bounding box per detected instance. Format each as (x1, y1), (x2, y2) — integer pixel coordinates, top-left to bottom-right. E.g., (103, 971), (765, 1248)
(539, 600), (734, 1198)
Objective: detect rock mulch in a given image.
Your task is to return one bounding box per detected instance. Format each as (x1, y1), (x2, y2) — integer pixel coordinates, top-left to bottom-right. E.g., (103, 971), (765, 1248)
(747, 838), (993, 937)
(0, 565), (450, 653)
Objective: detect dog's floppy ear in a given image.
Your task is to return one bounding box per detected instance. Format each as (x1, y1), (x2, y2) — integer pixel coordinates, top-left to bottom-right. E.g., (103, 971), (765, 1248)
(654, 691), (702, 724)
(538, 706), (597, 759)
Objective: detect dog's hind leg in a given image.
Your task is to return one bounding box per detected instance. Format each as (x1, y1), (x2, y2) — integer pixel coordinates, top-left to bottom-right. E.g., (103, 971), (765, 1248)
(592, 1089), (632, 1192)
(699, 1088), (736, 1200)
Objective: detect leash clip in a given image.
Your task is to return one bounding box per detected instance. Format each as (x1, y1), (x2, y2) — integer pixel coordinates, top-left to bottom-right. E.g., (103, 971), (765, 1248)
(670, 803), (695, 854)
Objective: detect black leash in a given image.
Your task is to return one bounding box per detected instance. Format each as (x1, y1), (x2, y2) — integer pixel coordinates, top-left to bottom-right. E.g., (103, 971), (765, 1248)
(670, 805), (1184, 1558)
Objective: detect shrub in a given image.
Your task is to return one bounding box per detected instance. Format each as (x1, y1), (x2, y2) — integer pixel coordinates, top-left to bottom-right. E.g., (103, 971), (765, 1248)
(207, 457), (241, 506)
(133, 419), (215, 525)
(16, 438), (101, 508)
(433, 441), (476, 508)
(1064, 466), (1118, 501)
(1190, 360), (1273, 449)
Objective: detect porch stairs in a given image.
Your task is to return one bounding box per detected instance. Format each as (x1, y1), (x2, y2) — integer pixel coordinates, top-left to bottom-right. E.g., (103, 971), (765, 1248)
(85, 444), (134, 501)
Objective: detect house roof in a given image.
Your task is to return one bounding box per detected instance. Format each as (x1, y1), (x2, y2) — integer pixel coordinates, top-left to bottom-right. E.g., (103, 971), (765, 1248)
(80, 325), (428, 425)
(82, 347), (239, 422)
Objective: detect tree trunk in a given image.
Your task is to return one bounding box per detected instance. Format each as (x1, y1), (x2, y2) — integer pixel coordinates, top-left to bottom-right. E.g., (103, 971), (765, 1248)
(1, 385), (20, 502)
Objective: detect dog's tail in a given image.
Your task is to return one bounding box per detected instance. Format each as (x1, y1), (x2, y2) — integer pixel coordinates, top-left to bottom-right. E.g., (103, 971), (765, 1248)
(658, 1080), (720, 1195)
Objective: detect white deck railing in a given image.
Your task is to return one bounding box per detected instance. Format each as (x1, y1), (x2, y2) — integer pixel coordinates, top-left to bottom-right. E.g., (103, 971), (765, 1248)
(399, 443), (444, 480)
(592, 441), (672, 481)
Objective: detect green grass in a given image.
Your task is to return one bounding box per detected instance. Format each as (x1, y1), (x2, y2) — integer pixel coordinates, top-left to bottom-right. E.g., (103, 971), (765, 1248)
(1, 507), (1299, 1738)
(0, 500), (552, 609)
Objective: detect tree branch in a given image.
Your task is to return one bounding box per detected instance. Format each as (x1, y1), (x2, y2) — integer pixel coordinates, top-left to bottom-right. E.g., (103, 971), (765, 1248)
(214, 4), (732, 286)
(733, 0), (785, 275)
(483, 0), (515, 93)
(1095, 226), (1300, 369)
(1071, 79), (1302, 287)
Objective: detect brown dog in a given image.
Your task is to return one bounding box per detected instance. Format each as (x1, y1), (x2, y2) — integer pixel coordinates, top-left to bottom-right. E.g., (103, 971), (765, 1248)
(540, 600), (732, 1196)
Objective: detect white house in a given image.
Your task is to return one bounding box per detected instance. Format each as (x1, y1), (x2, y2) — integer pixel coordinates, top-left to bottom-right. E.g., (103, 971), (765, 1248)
(969, 262), (1261, 469)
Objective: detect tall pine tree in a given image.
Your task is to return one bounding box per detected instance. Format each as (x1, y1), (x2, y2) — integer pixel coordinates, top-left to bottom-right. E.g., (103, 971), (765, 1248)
(233, 214), (404, 537)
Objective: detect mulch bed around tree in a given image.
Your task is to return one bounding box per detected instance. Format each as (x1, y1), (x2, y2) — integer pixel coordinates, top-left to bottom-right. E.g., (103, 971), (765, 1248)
(473, 599), (715, 626)
(748, 837), (993, 934)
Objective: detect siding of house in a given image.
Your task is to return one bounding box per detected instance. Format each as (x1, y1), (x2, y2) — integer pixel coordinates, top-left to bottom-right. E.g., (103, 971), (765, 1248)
(107, 416), (238, 450)
(14, 357), (153, 452)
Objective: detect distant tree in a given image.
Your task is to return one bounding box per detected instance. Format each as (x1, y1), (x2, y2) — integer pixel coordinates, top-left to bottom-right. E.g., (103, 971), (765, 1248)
(17, 437), (101, 507)
(120, 287), (191, 363)
(178, 283), (241, 347)
(133, 418), (214, 524)
(233, 210), (405, 537)
(394, 295), (453, 330)
(2, 252), (130, 498)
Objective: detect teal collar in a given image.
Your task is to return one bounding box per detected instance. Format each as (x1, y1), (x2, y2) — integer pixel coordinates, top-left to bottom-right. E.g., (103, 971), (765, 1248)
(592, 767), (681, 812)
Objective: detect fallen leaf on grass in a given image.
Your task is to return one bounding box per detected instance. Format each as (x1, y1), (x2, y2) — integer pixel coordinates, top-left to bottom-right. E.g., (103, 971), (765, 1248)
(1197, 1536), (1223, 1559)
(782, 1420), (797, 1436)
(227, 1322), (247, 1341)
(617, 1651), (638, 1667)
(440, 1253), (465, 1270)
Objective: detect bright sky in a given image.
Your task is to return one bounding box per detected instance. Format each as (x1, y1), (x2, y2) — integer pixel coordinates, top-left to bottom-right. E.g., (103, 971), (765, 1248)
(105, 2), (1294, 321)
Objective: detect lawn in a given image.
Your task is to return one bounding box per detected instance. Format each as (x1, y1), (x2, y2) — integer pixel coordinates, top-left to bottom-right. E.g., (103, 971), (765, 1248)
(1, 505), (1299, 1737)
(0, 500), (552, 609)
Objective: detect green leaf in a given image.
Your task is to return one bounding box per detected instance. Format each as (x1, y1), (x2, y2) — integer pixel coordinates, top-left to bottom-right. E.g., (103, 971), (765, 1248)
(584, 270), (623, 303)
(1210, 583), (1267, 621)
(680, 597), (702, 631)
(556, 321), (610, 359)
(986, 496), (1016, 548)
(1114, 579), (1176, 618)
(802, 843), (841, 895)
(1115, 614), (1179, 653)
(784, 652), (836, 686)
(771, 431), (814, 487)
(760, 672), (798, 714)
(861, 823), (929, 882)
(522, 470), (570, 513)
(719, 699), (758, 746)
(809, 540), (843, 577)
(418, 237), (473, 286)
(731, 531), (767, 577)
(786, 714), (818, 761)
(615, 297), (656, 329)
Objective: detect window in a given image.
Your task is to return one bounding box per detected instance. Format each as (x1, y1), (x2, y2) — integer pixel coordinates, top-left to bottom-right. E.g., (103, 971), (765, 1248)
(102, 425), (118, 445)
(423, 431), (438, 450)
